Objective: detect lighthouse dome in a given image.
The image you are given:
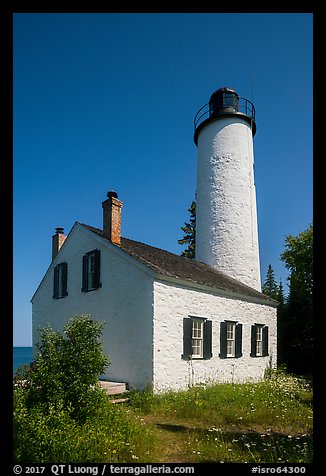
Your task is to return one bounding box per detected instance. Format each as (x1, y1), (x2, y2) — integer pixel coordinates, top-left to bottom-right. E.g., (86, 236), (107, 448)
(194, 87), (256, 145)
(209, 87), (239, 116)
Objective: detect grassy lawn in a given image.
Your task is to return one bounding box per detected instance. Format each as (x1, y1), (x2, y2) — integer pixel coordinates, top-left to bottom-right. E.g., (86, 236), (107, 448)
(14, 370), (313, 463)
(116, 372), (313, 463)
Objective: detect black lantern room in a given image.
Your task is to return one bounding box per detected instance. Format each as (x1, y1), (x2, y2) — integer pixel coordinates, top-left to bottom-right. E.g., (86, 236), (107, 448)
(194, 87), (256, 145)
(209, 87), (239, 116)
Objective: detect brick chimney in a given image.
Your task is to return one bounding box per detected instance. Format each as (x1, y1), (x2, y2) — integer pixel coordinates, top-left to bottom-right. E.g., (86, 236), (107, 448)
(52, 227), (66, 260)
(102, 191), (123, 245)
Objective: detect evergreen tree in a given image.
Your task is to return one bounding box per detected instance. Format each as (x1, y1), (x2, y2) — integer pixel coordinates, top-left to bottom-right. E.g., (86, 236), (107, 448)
(279, 224), (313, 374)
(262, 264), (279, 300)
(178, 200), (196, 259)
(277, 278), (285, 307)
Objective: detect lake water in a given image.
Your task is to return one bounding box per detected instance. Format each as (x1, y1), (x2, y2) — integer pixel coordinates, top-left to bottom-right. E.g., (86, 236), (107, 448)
(13, 347), (33, 375)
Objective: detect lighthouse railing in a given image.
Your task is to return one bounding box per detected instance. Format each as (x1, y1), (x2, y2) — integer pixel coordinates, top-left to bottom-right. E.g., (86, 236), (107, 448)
(194, 97), (255, 131)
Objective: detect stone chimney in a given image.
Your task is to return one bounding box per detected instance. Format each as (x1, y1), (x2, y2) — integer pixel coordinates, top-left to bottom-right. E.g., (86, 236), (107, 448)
(52, 227), (66, 261)
(102, 191), (123, 246)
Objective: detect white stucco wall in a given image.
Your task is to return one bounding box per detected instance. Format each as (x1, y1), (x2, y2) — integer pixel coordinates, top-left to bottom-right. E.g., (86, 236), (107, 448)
(32, 224), (154, 390)
(195, 116), (261, 291)
(152, 280), (277, 393)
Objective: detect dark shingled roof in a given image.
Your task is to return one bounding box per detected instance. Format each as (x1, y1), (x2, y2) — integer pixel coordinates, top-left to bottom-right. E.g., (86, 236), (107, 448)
(81, 223), (277, 305)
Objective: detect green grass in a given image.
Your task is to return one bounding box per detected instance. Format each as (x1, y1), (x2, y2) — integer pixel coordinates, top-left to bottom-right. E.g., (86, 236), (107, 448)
(14, 371), (313, 463)
(123, 372), (313, 463)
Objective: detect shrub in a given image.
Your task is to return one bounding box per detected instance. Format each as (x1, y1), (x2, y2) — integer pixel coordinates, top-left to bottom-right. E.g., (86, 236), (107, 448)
(14, 383), (160, 463)
(14, 315), (113, 462)
(20, 315), (110, 422)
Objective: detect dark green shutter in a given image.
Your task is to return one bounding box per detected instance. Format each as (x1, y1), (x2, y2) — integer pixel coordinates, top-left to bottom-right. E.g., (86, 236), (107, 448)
(94, 249), (101, 289)
(262, 326), (269, 356)
(53, 265), (59, 299)
(62, 262), (68, 297)
(250, 325), (256, 357)
(81, 254), (87, 291)
(219, 321), (227, 358)
(235, 323), (243, 358)
(203, 320), (213, 359)
(182, 318), (192, 360)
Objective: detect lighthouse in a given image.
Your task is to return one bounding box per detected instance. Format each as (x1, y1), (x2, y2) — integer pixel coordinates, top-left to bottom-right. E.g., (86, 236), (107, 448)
(194, 87), (261, 291)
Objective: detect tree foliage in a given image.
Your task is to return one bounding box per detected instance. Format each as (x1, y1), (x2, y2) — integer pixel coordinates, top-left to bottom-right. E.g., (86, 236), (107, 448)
(16, 315), (110, 423)
(278, 224), (313, 374)
(178, 200), (196, 259)
(262, 264), (279, 300)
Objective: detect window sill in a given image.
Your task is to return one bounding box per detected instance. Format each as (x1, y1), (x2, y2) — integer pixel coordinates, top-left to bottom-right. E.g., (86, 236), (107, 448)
(81, 285), (102, 293)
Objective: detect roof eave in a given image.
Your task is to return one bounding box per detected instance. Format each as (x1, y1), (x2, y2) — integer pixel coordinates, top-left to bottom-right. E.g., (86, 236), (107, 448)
(153, 273), (279, 307)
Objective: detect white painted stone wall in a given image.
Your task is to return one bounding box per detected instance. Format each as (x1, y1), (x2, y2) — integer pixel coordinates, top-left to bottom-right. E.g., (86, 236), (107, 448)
(152, 280), (277, 393)
(32, 224), (154, 390)
(195, 116), (261, 291)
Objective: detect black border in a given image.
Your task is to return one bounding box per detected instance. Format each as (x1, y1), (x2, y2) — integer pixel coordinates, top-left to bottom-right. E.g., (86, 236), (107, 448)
(2, 1), (318, 472)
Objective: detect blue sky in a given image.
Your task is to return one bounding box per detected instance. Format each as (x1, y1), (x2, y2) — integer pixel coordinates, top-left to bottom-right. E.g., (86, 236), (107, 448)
(13, 13), (313, 347)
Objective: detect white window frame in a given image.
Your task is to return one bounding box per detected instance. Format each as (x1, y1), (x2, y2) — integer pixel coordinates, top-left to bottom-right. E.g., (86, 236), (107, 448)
(256, 325), (263, 357)
(191, 318), (204, 358)
(57, 263), (64, 298)
(87, 252), (96, 291)
(226, 322), (236, 357)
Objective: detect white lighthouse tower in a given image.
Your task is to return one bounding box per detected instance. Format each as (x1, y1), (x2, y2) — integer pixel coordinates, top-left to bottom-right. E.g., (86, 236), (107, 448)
(194, 87), (261, 291)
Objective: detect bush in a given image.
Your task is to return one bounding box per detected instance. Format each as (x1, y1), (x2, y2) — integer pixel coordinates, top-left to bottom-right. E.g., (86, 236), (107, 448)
(19, 315), (110, 422)
(14, 387), (140, 462)
(14, 315), (161, 463)
(14, 315), (113, 462)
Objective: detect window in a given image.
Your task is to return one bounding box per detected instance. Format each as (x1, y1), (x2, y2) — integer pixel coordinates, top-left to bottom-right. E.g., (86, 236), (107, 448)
(182, 317), (212, 360)
(87, 252), (96, 290)
(251, 324), (269, 357)
(53, 262), (68, 299)
(219, 321), (242, 358)
(256, 325), (263, 356)
(192, 319), (204, 358)
(82, 249), (101, 292)
(226, 322), (236, 357)
(223, 92), (238, 110)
